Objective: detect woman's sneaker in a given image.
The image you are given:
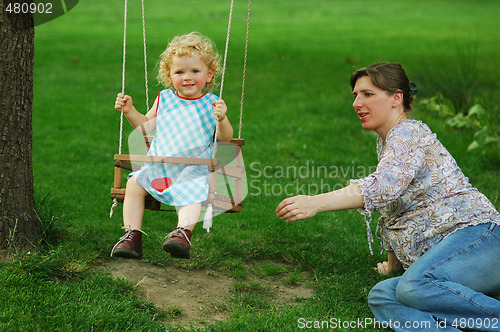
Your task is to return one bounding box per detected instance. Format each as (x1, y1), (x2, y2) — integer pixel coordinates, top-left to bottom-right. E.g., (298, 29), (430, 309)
(110, 228), (145, 259)
(163, 227), (192, 259)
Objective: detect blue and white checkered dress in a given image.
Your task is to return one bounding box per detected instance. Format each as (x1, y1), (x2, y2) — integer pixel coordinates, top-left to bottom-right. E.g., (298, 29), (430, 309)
(130, 89), (218, 206)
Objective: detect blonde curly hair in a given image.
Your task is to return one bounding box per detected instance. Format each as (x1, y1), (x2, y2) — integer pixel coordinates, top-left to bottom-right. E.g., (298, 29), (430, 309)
(157, 32), (221, 92)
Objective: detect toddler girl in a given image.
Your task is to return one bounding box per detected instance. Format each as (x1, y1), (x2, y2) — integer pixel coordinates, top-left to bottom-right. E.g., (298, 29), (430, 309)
(111, 32), (233, 259)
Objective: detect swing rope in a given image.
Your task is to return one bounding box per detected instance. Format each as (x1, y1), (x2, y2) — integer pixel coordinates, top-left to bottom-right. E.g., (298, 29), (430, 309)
(117, 0), (149, 156)
(212, 0), (234, 160)
(141, 0), (150, 110)
(214, 0), (252, 147)
(219, 0), (234, 100)
(238, 0), (251, 139)
(118, 0), (128, 155)
(111, 0), (149, 217)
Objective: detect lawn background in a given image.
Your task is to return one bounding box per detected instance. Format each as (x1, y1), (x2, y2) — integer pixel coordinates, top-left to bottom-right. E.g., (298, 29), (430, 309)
(2, 0), (499, 330)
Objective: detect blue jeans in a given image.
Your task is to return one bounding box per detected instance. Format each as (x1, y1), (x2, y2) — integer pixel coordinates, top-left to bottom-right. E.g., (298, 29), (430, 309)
(368, 222), (500, 332)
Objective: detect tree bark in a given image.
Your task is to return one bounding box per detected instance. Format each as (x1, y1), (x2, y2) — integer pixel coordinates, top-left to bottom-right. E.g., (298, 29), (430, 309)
(0, 0), (41, 252)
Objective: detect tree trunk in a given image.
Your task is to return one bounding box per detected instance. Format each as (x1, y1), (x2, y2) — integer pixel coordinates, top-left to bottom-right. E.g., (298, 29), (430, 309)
(0, 0), (41, 252)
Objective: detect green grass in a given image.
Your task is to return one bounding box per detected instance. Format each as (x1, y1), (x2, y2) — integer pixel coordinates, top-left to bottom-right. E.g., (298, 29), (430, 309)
(2, 0), (499, 330)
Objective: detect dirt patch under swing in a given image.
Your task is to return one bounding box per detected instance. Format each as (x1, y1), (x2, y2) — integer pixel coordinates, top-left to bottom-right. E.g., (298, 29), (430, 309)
(103, 259), (314, 328)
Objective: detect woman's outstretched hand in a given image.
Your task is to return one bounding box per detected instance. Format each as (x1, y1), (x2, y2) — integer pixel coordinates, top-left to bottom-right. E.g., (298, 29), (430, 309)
(276, 195), (319, 222)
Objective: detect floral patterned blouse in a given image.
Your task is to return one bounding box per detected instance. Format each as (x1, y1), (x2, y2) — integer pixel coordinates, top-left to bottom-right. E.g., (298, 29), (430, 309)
(352, 119), (500, 269)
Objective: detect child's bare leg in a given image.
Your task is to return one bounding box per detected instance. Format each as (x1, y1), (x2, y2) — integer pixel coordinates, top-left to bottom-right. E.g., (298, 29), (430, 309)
(123, 176), (148, 230)
(111, 176), (147, 258)
(177, 203), (202, 231)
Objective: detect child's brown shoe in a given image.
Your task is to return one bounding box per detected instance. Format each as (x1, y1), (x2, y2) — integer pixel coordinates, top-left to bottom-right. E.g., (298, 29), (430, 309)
(110, 228), (145, 259)
(163, 227), (192, 259)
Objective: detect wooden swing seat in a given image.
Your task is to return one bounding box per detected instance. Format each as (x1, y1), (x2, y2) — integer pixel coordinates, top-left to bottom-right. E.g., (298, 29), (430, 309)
(111, 137), (245, 213)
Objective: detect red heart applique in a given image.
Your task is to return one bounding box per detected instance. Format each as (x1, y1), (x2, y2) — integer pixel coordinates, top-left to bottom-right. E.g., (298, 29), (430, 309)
(151, 177), (173, 192)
